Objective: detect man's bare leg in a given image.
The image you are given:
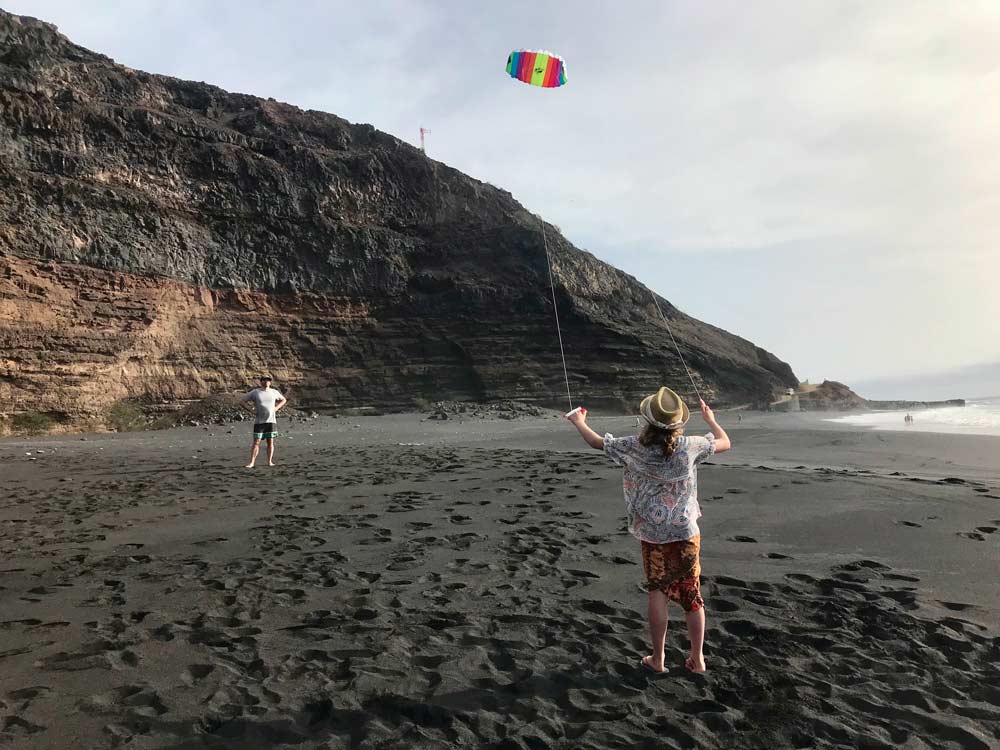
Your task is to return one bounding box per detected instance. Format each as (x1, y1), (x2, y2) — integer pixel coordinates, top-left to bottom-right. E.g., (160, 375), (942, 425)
(266, 438), (275, 466)
(642, 590), (668, 672)
(684, 608), (707, 673)
(245, 438), (261, 468)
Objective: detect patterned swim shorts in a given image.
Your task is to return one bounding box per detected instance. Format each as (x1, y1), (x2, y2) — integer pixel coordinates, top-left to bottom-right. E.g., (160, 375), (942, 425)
(640, 534), (705, 612)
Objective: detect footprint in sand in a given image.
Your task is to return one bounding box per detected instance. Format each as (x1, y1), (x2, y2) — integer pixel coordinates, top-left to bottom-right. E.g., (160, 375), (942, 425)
(2, 717), (46, 736)
(785, 573), (818, 584)
(180, 664), (215, 686)
(192, 538), (228, 547)
(884, 573), (920, 582)
(80, 685), (167, 720)
(728, 535), (757, 543)
(900, 521), (922, 528)
(721, 619), (757, 636)
(958, 531), (987, 541)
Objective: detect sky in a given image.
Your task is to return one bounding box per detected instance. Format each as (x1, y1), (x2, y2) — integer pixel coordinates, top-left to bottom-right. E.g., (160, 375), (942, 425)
(7, 0), (1000, 398)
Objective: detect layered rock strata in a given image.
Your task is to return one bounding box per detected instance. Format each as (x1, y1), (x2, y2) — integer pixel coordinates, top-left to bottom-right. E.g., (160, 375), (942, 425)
(0, 10), (798, 428)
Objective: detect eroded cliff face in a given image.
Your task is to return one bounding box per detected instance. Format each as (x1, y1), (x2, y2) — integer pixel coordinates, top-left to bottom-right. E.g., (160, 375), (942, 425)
(0, 10), (797, 427)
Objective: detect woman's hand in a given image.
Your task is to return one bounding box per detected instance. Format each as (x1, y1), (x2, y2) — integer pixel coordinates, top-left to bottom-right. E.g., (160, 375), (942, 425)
(565, 407), (603, 450)
(699, 399), (715, 424)
(700, 398), (731, 452)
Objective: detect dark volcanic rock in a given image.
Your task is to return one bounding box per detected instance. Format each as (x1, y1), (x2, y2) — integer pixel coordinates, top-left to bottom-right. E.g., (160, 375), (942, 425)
(0, 10), (798, 428)
(782, 381), (965, 412)
(795, 381), (870, 411)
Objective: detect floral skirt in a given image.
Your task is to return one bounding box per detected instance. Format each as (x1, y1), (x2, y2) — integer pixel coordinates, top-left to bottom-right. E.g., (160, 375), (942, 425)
(640, 535), (704, 612)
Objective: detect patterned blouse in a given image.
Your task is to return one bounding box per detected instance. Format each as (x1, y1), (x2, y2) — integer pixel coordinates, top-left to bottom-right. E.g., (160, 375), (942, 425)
(603, 433), (716, 544)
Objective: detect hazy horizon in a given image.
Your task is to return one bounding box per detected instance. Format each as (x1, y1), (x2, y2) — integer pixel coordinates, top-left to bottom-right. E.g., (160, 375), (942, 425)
(6, 1), (999, 392)
(851, 360), (1000, 402)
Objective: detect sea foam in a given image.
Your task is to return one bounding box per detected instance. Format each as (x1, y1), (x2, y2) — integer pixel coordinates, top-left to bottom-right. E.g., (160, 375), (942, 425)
(827, 397), (1000, 437)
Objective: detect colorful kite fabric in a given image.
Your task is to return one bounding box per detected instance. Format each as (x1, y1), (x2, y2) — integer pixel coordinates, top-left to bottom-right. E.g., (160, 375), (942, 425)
(506, 49), (567, 88)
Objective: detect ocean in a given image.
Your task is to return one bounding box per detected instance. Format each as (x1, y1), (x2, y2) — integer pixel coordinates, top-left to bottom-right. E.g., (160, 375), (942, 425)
(826, 396), (1000, 437)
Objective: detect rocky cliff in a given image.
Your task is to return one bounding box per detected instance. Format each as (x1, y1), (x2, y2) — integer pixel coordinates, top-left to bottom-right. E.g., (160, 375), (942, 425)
(0, 9), (798, 430)
(773, 381), (966, 412)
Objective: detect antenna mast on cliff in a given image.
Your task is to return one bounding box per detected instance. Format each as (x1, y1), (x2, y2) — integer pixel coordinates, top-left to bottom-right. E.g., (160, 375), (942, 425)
(420, 127), (431, 154)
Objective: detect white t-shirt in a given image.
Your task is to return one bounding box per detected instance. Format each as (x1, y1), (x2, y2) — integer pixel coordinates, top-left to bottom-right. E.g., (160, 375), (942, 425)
(243, 387), (285, 424)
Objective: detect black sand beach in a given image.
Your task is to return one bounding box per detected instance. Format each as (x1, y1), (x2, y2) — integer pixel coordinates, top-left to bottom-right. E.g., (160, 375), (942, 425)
(1, 413), (998, 749)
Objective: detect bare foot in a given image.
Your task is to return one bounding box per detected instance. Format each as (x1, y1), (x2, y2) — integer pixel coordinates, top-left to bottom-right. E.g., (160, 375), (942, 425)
(685, 656), (707, 673)
(268, 462), (276, 467)
(244, 463), (255, 469)
(641, 655), (666, 673)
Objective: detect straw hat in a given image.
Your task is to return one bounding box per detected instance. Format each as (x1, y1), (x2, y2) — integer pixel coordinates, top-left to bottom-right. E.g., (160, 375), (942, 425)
(639, 386), (689, 430)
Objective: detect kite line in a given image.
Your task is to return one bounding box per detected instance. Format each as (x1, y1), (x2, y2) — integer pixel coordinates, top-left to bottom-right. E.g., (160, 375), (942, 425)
(510, 48), (703, 409)
(538, 215), (574, 411)
(647, 290), (703, 402)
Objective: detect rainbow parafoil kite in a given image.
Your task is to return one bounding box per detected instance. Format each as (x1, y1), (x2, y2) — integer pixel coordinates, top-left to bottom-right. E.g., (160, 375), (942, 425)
(506, 49), (567, 88)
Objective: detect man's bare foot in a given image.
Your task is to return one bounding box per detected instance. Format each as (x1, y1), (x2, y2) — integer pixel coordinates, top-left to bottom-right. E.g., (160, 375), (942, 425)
(268, 461), (276, 467)
(641, 655), (666, 673)
(244, 463), (255, 469)
(685, 656), (707, 673)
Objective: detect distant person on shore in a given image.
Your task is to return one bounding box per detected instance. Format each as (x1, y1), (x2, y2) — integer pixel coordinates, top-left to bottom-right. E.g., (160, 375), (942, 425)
(566, 386), (731, 674)
(241, 376), (287, 468)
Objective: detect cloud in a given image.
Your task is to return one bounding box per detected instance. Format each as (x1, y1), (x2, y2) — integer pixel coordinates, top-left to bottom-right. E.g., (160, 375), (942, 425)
(8, 0), (1000, 388)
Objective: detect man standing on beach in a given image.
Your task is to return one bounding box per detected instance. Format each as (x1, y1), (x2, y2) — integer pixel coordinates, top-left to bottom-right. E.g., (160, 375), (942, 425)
(241, 376), (287, 468)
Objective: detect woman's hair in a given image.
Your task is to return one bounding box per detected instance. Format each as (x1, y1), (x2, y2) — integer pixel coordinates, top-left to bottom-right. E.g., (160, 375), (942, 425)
(639, 423), (684, 459)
